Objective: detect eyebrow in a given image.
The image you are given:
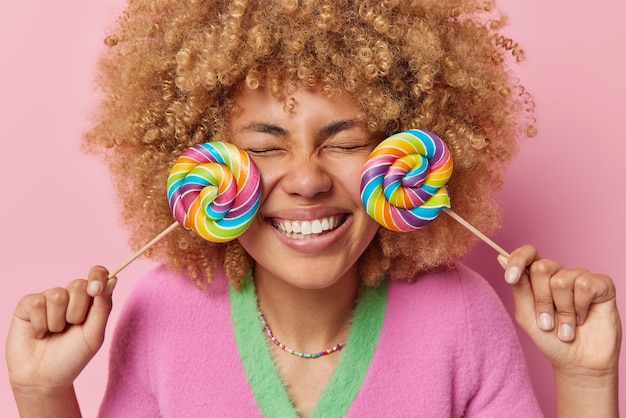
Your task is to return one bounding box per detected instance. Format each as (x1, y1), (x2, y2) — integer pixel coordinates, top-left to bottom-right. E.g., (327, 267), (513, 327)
(237, 122), (287, 137)
(319, 119), (363, 138)
(237, 119), (364, 139)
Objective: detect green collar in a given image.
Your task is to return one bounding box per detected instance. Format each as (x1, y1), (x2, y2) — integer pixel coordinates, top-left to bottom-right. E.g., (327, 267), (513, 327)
(230, 273), (388, 417)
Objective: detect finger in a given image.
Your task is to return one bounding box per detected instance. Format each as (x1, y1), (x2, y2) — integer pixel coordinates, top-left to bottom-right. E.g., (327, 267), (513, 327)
(14, 294), (50, 339)
(549, 268), (579, 342)
(571, 271), (616, 326)
(82, 266), (115, 347)
(65, 279), (91, 324)
(498, 245), (559, 334)
(502, 244), (540, 285)
(87, 265), (112, 297)
(43, 287), (71, 333)
(498, 254), (537, 332)
(527, 258), (562, 332)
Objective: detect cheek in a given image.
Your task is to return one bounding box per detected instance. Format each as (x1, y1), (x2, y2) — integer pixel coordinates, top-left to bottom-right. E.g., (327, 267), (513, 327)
(247, 156), (282, 184)
(245, 158), (281, 207)
(334, 161), (367, 199)
(236, 219), (265, 255)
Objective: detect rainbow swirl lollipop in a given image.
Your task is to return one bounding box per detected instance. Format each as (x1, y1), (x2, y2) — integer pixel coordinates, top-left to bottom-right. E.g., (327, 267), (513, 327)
(167, 142), (262, 242)
(360, 129), (453, 232)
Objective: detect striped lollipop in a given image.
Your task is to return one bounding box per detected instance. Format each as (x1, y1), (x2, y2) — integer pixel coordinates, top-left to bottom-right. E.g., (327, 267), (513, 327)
(360, 129), (453, 232)
(359, 129), (509, 258)
(167, 142), (262, 243)
(107, 142), (261, 278)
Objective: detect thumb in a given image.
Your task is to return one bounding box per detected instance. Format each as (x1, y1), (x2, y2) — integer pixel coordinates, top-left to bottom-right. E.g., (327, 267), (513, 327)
(497, 254), (536, 331)
(82, 267), (116, 348)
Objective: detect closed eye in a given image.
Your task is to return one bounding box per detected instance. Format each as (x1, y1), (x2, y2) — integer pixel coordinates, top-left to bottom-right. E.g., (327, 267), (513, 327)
(245, 148), (285, 156)
(322, 136), (376, 153)
(325, 144), (370, 151)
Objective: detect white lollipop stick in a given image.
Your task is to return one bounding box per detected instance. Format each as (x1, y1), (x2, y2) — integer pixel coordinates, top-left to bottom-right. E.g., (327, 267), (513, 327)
(108, 222), (179, 279)
(442, 208), (510, 258)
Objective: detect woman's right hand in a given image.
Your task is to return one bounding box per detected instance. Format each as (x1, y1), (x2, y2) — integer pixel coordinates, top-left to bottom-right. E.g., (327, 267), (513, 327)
(6, 266), (115, 414)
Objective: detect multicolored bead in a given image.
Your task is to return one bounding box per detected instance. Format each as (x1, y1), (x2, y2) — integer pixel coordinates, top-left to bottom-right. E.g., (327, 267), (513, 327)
(258, 309), (345, 359)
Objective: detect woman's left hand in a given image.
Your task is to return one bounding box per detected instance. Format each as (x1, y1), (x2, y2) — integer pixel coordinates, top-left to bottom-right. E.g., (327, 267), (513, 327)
(499, 244), (621, 377)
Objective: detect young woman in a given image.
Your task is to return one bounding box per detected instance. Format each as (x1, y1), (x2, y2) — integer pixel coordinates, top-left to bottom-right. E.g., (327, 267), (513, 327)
(7, 1), (620, 416)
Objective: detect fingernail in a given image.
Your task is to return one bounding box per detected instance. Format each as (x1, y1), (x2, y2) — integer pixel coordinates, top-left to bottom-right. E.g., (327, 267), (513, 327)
(559, 323), (574, 341)
(88, 280), (103, 296)
(505, 266), (520, 284)
(538, 313), (554, 331)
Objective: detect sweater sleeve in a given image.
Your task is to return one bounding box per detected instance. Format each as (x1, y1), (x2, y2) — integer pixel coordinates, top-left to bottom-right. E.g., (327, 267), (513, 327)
(455, 264), (543, 417)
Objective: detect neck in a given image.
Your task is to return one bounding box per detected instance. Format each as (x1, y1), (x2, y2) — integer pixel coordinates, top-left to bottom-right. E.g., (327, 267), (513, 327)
(254, 265), (360, 352)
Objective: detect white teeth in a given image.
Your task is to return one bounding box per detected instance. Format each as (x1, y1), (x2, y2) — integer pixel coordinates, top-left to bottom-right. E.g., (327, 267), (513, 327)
(274, 216), (342, 238)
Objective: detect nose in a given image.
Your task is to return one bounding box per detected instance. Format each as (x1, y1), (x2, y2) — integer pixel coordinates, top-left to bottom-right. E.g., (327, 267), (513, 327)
(280, 155), (332, 199)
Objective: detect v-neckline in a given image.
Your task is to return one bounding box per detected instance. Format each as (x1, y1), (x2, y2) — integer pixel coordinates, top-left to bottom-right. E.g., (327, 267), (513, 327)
(230, 273), (388, 417)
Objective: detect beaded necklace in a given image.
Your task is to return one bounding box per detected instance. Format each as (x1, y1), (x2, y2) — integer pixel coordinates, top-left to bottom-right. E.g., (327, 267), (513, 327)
(258, 309), (345, 359)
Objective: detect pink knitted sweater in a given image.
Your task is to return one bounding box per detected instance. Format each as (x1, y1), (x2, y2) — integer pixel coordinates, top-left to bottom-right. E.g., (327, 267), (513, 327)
(99, 264), (541, 417)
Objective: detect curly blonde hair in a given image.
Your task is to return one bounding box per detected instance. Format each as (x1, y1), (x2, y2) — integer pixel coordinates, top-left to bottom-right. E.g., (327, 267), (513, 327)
(84, 0), (535, 289)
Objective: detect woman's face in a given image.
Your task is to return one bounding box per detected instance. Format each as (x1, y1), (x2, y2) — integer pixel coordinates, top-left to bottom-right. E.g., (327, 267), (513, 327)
(228, 84), (380, 290)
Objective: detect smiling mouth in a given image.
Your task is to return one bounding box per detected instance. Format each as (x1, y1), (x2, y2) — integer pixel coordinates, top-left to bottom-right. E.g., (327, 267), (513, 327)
(271, 215), (347, 239)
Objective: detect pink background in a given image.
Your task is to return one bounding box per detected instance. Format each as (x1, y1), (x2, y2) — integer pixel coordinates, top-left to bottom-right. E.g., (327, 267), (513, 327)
(1, 1), (624, 416)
